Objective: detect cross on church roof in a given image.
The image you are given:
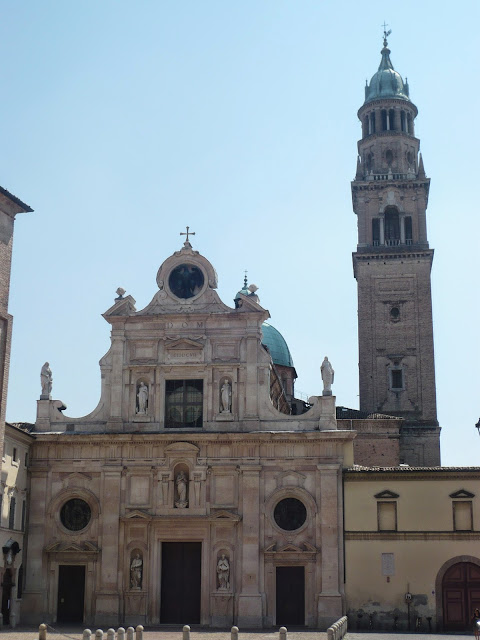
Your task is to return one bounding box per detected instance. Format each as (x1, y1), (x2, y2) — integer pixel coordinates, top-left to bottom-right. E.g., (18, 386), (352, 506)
(180, 226), (195, 243)
(382, 21), (391, 47)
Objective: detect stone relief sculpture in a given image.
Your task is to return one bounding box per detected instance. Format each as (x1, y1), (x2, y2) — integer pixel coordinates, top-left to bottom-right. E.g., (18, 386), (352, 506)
(220, 379), (232, 413)
(40, 362), (53, 397)
(136, 382), (149, 415)
(321, 356), (334, 395)
(175, 470), (188, 508)
(130, 552), (143, 589)
(217, 554), (230, 590)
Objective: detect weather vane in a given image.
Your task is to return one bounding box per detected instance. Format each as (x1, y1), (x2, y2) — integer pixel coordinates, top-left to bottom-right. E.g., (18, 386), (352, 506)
(382, 21), (392, 47)
(180, 226), (195, 243)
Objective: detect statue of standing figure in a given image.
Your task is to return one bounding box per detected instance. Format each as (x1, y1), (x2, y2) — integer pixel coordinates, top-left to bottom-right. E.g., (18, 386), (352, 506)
(220, 379), (232, 413)
(321, 356), (334, 395)
(217, 554), (230, 590)
(136, 382), (149, 414)
(175, 471), (188, 508)
(40, 362), (53, 398)
(130, 553), (143, 589)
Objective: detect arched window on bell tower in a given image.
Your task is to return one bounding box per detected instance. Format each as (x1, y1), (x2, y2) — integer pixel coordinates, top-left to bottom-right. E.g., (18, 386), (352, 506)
(384, 207), (400, 246)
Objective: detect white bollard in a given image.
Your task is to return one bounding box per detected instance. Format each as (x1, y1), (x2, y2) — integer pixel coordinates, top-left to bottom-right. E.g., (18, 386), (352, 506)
(117, 628), (125, 640)
(183, 625), (191, 640)
(126, 627), (135, 640)
(279, 626), (287, 640)
(83, 630), (92, 640)
(39, 624), (47, 640)
(231, 626), (239, 640)
(136, 625), (144, 640)
(95, 630), (104, 640)
(107, 629), (115, 640)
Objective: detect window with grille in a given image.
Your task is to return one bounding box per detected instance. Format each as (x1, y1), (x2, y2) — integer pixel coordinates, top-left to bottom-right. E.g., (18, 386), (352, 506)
(165, 380), (203, 428)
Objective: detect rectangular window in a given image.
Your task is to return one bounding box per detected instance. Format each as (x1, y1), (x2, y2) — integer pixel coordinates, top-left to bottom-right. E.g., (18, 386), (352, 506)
(8, 497), (16, 530)
(453, 501), (473, 531)
(165, 380), (203, 428)
(12, 447), (17, 462)
(21, 500), (26, 531)
(378, 501), (397, 531)
(391, 369), (403, 390)
(24, 452), (28, 467)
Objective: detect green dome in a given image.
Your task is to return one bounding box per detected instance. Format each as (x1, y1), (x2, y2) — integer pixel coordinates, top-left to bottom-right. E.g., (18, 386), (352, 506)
(364, 44), (410, 104)
(261, 322), (294, 368)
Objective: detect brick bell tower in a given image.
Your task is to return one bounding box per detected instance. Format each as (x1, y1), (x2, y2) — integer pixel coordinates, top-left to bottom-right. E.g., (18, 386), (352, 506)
(351, 30), (440, 466)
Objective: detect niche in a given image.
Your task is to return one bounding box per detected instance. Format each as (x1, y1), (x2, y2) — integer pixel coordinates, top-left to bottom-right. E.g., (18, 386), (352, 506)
(174, 463), (189, 509)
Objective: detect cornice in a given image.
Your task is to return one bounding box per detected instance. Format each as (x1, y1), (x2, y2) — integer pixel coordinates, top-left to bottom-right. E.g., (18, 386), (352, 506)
(353, 249), (433, 262)
(345, 531), (480, 541)
(351, 179), (430, 192)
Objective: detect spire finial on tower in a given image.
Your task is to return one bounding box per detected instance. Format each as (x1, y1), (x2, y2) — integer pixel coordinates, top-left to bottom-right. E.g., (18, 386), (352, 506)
(382, 21), (391, 48)
(243, 270), (248, 288)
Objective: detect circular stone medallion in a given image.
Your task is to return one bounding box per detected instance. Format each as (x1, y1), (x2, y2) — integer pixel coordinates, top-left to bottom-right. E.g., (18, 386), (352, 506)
(60, 498), (92, 531)
(273, 497), (307, 531)
(168, 264), (205, 299)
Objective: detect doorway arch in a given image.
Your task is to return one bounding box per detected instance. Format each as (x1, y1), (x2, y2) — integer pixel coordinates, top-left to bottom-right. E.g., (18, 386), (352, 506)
(435, 556), (480, 631)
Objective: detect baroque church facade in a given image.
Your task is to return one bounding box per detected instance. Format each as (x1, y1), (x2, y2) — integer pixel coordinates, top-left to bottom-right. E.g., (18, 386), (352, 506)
(0, 34), (479, 632)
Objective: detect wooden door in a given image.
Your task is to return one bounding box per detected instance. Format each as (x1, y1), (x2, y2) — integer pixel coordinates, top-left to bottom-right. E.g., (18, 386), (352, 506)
(443, 562), (480, 630)
(57, 565), (85, 623)
(276, 566), (305, 626)
(160, 542), (201, 624)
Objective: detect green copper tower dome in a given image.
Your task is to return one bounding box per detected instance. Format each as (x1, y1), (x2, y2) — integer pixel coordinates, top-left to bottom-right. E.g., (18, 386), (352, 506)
(364, 31), (410, 104)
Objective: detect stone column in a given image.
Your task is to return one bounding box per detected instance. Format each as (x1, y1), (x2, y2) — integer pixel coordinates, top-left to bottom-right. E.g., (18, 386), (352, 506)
(107, 328), (125, 431)
(21, 470), (48, 621)
(379, 217), (385, 245)
(237, 466), (263, 627)
(244, 327), (259, 419)
(317, 464), (343, 628)
(95, 468), (122, 625)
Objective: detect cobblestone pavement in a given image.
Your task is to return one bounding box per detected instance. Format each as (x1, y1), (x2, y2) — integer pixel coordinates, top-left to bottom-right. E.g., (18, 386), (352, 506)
(346, 635), (470, 639)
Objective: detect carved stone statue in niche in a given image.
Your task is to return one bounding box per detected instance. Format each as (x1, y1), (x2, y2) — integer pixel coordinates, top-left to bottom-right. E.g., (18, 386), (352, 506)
(175, 471), (188, 508)
(136, 382), (149, 415)
(220, 379), (232, 413)
(130, 552), (143, 589)
(217, 553), (230, 590)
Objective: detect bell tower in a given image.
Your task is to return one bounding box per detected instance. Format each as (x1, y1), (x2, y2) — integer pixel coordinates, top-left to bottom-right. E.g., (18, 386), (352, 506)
(352, 32), (440, 466)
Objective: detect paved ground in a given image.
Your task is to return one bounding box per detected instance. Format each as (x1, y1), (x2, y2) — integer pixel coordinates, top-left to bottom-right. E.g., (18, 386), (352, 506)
(0, 629), (471, 640)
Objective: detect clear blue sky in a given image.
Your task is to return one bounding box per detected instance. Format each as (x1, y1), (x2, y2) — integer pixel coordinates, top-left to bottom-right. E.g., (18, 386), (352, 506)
(2, 1), (479, 465)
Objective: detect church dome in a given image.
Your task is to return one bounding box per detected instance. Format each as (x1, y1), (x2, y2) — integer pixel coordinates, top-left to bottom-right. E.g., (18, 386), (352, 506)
(261, 322), (294, 368)
(364, 40), (410, 104)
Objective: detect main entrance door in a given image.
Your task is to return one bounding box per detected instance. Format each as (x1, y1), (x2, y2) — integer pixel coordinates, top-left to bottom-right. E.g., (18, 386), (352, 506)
(161, 542), (201, 624)
(443, 562), (480, 630)
(276, 566), (305, 626)
(57, 565), (85, 623)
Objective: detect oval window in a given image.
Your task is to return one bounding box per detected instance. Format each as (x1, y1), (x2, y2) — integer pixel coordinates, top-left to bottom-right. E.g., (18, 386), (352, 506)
(274, 498), (307, 531)
(60, 498), (91, 531)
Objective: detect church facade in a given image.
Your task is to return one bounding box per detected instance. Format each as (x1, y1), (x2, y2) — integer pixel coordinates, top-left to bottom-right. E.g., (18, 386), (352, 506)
(1, 34), (479, 633)
(23, 241), (354, 628)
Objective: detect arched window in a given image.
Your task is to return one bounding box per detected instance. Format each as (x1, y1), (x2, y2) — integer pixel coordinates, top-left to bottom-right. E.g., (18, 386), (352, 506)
(400, 111), (406, 132)
(389, 109), (395, 130)
(381, 109), (388, 131)
(384, 207), (400, 245)
(405, 216), (413, 244)
(370, 112), (376, 134)
(372, 219), (380, 246)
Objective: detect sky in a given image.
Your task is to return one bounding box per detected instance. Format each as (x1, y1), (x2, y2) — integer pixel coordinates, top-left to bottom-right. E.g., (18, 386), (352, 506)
(1, 1), (479, 466)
